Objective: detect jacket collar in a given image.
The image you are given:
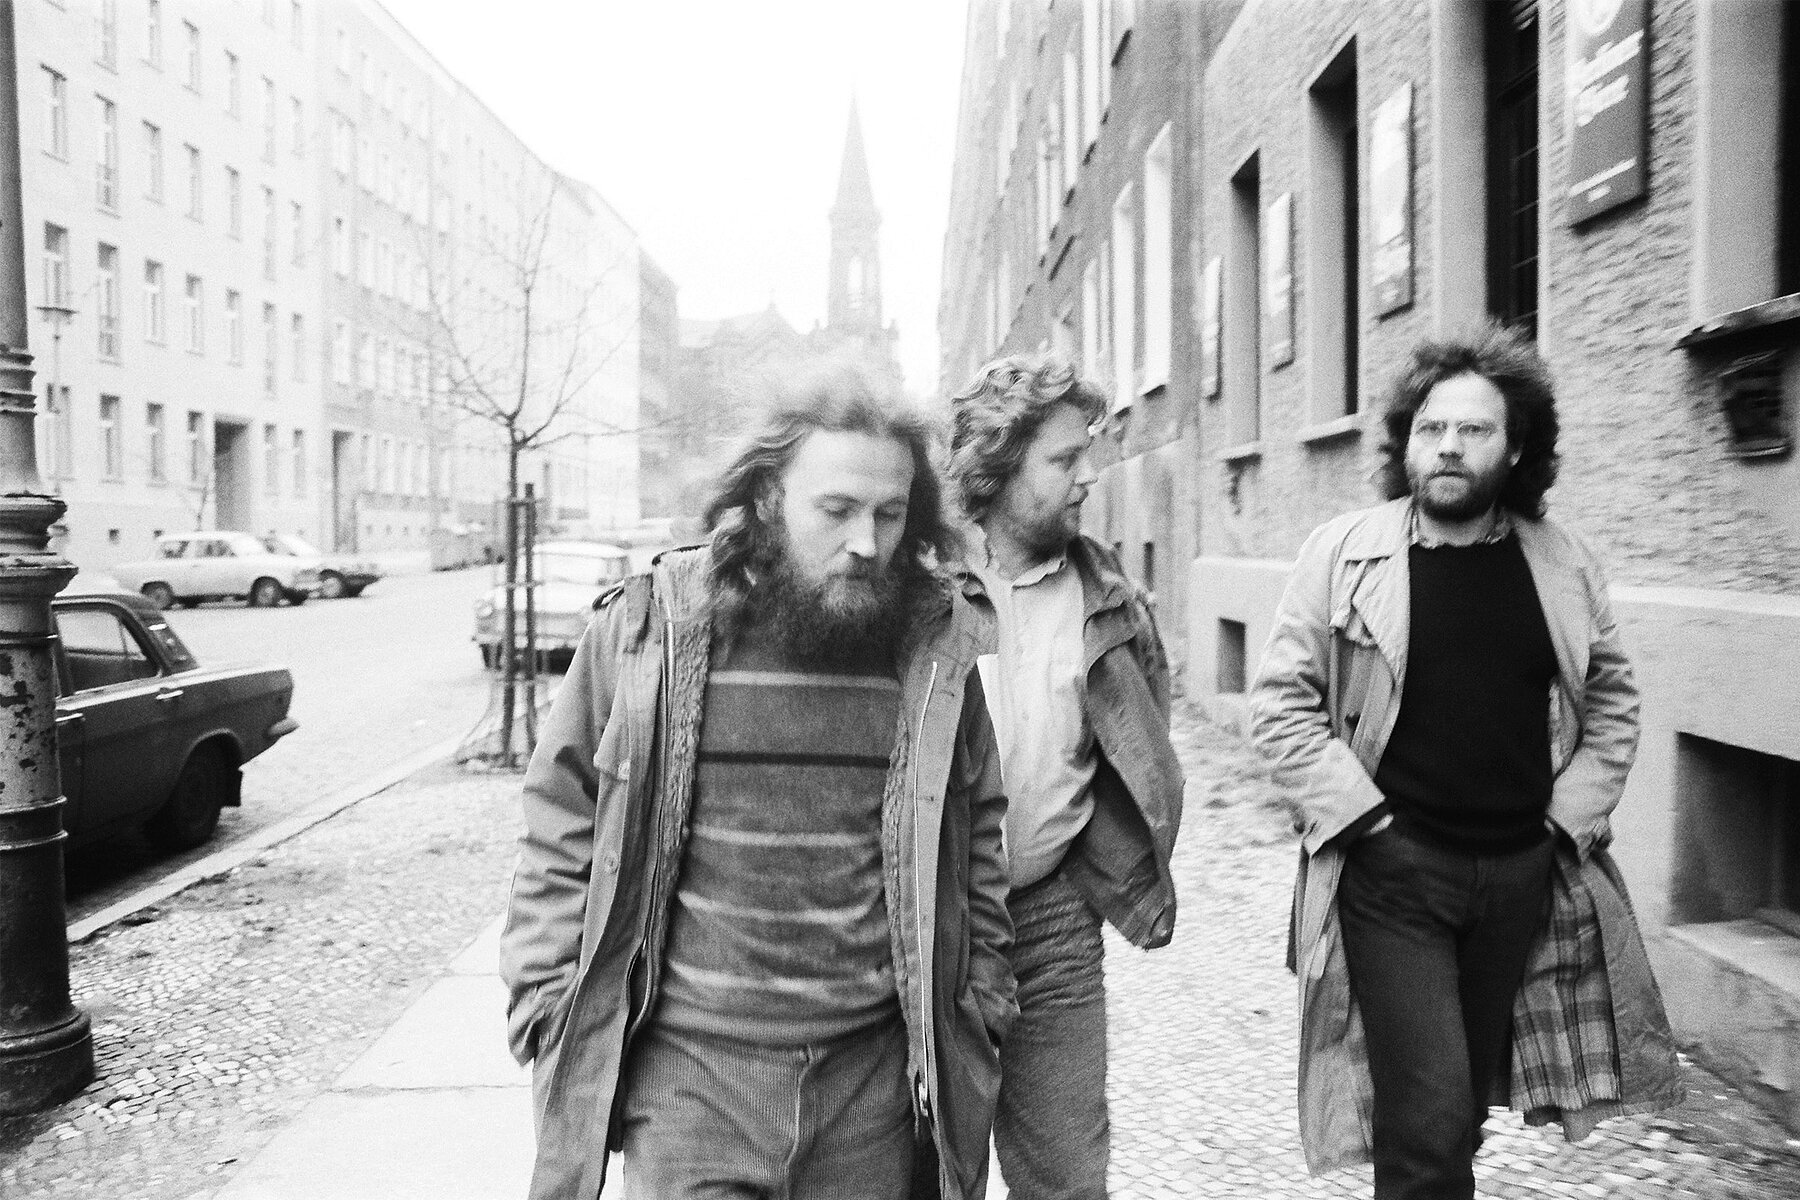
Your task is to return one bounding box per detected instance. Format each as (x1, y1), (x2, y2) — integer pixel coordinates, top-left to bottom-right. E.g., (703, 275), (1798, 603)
(953, 530), (1132, 619)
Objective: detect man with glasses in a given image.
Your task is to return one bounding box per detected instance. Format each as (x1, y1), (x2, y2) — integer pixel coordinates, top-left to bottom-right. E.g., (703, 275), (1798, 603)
(1251, 326), (1682, 1199)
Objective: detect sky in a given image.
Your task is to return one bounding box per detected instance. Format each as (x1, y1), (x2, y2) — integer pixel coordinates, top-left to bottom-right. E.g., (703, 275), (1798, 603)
(375, 0), (972, 394)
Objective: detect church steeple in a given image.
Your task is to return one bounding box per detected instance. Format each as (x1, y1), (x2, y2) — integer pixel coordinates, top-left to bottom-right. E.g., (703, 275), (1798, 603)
(828, 101), (883, 334)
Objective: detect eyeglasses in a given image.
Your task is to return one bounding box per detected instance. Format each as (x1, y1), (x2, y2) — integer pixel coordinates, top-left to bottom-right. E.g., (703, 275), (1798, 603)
(1410, 419), (1502, 446)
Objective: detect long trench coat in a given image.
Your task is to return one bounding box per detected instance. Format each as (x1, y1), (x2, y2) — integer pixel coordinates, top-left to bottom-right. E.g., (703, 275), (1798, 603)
(1250, 499), (1685, 1174)
(499, 548), (1018, 1199)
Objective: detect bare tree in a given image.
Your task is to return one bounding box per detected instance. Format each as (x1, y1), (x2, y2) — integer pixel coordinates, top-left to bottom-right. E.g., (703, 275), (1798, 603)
(425, 167), (639, 767)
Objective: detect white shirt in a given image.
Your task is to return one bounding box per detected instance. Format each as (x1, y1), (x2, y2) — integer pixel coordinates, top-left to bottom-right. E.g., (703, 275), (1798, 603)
(973, 545), (1097, 889)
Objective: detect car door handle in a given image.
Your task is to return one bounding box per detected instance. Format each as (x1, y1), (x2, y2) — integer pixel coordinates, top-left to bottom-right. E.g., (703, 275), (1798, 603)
(155, 688), (185, 703)
(56, 712), (84, 728)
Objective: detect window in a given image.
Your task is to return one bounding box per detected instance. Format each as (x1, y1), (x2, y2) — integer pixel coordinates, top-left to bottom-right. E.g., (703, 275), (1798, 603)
(1082, 254), (1105, 382)
(262, 303), (277, 394)
(97, 244), (120, 359)
(1062, 48), (1081, 191)
(1485, 0), (1539, 338)
(1110, 184), (1137, 412)
(100, 395), (122, 478)
(357, 332), (372, 388)
(357, 230), (372, 287)
(146, 403), (166, 482)
(377, 238), (391, 295)
(332, 320), (350, 383)
(290, 314), (305, 382)
(357, 132), (372, 191)
(331, 114), (350, 176)
(96, 96), (118, 208)
(143, 121), (163, 201)
(1306, 41), (1360, 421)
(1081, 0), (1102, 153)
(291, 429), (306, 496)
(144, 260), (164, 342)
(183, 21), (200, 91)
(375, 337), (391, 395)
(184, 275), (203, 353)
(186, 411), (205, 485)
(98, 0), (118, 69)
(262, 186), (277, 280)
(359, 50), (372, 96)
(1141, 125), (1173, 394)
(41, 384), (72, 483)
(290, 0), (304, 49)
(1225, 153), (1263, 445)
(335, 27), (348, 74)
(225, 50), (240, 117)
(226, 166), (242, 236)
(42, 223), (69, 306)
(332, 214), (348, 275)
(381, 436), (396, 493)
(226, 290), (243, 363)
(290, 201), (304, 266)
(44, 67), (67, 158)
(263, 424), (279, 496)
(185, 144), (202, 219)
(262, 77), (277, 163)
(145, 0), (162, 69)
(291, 97), (304, 156)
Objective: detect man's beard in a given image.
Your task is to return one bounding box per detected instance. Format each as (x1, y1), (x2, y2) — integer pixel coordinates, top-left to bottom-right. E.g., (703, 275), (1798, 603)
(1408, 460), (1509, 523)
(754, 554), (918, 665)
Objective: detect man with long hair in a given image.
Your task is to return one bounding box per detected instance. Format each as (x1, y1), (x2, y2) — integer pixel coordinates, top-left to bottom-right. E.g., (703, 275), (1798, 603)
(1252, 325), (1682, 1199)
(946, 355), (1185, 1200)
(501, 363), (1017, 1200)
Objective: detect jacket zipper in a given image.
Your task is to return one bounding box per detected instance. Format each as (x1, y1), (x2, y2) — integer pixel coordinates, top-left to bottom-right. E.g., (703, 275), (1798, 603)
(621, 595), (678, 1052)
(912, 660), (938, 1124)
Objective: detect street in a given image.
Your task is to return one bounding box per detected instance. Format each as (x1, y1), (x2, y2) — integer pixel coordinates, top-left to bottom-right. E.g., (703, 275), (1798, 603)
(6, 699), (1800, 1198)
(63, 562), (514, 924)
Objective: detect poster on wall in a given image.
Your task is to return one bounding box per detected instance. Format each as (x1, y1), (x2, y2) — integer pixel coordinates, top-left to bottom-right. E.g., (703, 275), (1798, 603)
(1265, 193), (1294, 368)
(1370, 81), (1414, 316)
(1566, 0), (1650, 224)
(1199, 256), (1221, 399)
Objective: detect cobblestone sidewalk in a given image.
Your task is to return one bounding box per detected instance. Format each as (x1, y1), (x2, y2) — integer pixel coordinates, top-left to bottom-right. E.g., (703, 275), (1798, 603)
(1104, 701), (1800, 1199)
(0, 761), (520, 1200)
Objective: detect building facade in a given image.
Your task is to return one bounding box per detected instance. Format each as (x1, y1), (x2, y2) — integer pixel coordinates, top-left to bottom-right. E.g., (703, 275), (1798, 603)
(942, 0), (1800, 1130)
(16, 0), (649, 572)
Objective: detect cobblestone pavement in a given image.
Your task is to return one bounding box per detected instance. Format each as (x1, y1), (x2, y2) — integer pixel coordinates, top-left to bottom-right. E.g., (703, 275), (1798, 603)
(7, 703), (1800, 1198)
(0, 760), (519, 1200)
(1105, 701), (1800, 1199)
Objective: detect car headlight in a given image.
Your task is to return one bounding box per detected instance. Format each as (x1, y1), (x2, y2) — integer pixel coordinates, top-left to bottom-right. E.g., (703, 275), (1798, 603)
(474, 599), (496, 620)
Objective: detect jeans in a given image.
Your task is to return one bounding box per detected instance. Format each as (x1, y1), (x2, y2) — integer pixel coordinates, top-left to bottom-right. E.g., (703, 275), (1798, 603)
(993, 872), (1110, 1200)
(618, 1017), (914, 1200)
(1337, 825), (1554, 1200)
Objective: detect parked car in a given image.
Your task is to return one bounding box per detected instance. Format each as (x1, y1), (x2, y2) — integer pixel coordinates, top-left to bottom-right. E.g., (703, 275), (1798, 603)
(51, 587), (298, 851)
(261, 533), (381, 599)
(473, 540), (631, 671)
(111, 531), (321, 609)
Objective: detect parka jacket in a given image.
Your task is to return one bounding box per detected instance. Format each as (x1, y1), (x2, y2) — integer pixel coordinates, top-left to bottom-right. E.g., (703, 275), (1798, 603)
(955, 534), (1184, 949)
(499, 548), (1018, 1200)
(1250, 498), (1684, 1174)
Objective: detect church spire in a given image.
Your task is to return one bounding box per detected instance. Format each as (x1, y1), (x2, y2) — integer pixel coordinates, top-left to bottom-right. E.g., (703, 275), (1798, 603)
(828, 101), (883, 334)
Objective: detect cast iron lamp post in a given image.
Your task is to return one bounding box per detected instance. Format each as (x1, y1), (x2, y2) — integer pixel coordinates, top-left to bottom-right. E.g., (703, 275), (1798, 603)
(0, 0), (94, 1113)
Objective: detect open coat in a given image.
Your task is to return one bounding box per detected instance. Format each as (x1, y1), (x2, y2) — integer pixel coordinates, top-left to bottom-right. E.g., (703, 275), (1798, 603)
(1250, 498), (1684, 1175)
(499, 548), (1018, 1200)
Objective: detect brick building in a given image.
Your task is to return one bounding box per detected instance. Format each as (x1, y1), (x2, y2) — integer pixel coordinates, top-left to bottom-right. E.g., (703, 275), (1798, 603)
(942, 0), (1800, 1130)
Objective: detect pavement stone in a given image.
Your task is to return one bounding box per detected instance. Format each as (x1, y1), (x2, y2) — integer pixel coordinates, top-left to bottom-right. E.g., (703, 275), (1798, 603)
(5, 702), (1800, 1198)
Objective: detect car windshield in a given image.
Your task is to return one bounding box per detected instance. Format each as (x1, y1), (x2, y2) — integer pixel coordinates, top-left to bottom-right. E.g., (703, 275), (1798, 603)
(262, 534), (321, 556)
(535, 549), (627, 585)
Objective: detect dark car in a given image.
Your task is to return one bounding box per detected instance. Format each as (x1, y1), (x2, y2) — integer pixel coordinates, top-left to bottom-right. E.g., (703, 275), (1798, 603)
(52, 588), (298, 851)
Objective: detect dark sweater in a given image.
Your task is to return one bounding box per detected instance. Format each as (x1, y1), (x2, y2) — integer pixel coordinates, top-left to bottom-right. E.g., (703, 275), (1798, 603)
(1373, 534), (1557, 853)
(656, 618), (901, 1043)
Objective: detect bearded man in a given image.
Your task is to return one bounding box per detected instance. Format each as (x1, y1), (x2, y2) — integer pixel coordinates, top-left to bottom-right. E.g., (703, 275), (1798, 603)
(501, 368), (1017, 1200)
(946, 355), (1184, 1200)
(1252, 326), (1682, 1200)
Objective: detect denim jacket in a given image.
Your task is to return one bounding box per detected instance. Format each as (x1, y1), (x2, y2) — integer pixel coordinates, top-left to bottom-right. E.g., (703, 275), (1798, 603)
(956, 534), (1185, 948)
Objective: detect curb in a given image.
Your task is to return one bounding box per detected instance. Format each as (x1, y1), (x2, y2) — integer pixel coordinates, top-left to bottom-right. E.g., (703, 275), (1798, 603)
(67, 730), (474, 945)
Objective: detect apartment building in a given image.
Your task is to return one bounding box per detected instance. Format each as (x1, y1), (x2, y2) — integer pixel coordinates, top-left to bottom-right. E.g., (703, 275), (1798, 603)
(17, 0), (648, 570)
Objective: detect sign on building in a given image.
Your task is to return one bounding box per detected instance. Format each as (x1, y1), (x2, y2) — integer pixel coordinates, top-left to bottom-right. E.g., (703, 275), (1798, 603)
(1370, 81), (1414, 316)
(1199, 256), (1222, 399)
(1566, 0), (1650, 224)
(1265, 193), (1294, 368)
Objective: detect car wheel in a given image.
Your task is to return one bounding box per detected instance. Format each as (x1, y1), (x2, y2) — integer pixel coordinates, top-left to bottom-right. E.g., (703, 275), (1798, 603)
(284, 587), (308, 605)
(479, 643), (497, 670)
(318, 571), (346, 600)
(141, 582), (175, 610)
(177, 598), (201, 609)
(343, 584), (368, 598)
(146, 745), (232, 852)
(249, 577), (284, 607)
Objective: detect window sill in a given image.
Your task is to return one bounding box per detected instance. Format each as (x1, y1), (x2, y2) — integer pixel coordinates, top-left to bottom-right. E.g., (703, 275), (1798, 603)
(1216, 441), (1263, 464)
(1297, 415), (1363, 446)
(1676, 293), (1800, 353)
